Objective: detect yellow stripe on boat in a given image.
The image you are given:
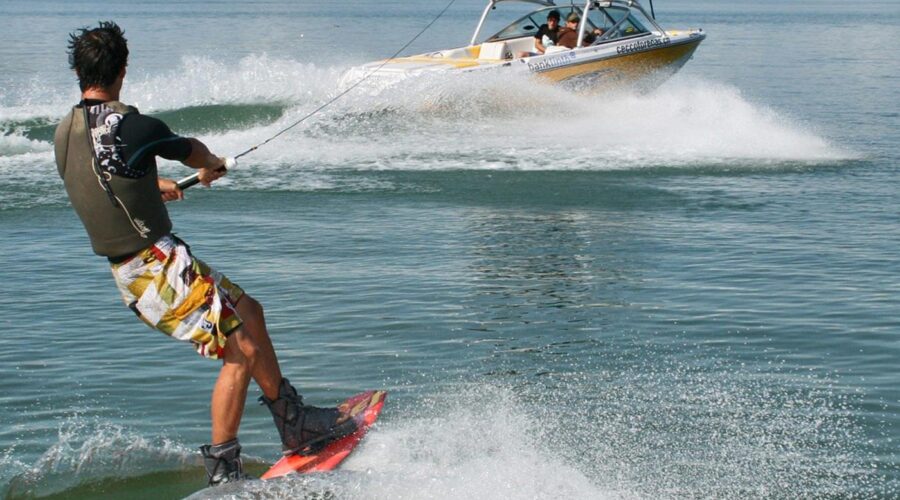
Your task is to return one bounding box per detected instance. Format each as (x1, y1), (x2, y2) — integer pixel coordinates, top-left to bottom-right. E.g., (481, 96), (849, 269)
(538, 39), (701, 84)
(386, 56), (485, 69)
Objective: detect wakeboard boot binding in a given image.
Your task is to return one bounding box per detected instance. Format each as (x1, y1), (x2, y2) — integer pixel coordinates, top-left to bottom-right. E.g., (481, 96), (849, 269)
(259, 378), (357, 455)
(200, 438), (251, 486)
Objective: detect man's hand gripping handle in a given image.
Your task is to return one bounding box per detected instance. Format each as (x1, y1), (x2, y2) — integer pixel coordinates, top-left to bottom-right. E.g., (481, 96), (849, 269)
(176, 157), (237, 190)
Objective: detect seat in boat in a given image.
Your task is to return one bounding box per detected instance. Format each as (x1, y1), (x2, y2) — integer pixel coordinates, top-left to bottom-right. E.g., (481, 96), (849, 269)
(479, 37), (537, 60)
(479, 41), (512, 60)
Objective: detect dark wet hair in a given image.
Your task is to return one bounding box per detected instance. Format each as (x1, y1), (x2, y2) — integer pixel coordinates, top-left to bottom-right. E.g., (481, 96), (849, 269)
(67, 21), (129, 91)
(547, 10), (561, 21)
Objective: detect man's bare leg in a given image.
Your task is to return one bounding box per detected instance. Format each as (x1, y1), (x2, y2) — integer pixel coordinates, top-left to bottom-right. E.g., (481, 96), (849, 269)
(211, 329), (251, 443)
(235, 295), (282, 400)
(210, 293), (355, 450)
(210, 294), (283, 443)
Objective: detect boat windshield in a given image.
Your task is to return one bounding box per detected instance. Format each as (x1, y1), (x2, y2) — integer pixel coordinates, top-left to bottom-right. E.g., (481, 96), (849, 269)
(486, 5), (650, 44)
(592, 6), (651, 42)
(487, 6), (582, 42)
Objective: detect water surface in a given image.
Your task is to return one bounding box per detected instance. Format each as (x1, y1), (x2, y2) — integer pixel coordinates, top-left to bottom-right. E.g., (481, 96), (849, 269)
(0, 0), (897, 498)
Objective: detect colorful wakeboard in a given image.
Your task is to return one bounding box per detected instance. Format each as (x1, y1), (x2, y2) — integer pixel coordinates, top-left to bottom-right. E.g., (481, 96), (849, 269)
(261, 390), (386, 480)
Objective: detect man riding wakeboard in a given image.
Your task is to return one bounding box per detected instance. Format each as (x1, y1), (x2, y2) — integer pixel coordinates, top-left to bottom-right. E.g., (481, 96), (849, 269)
(54, 21), (356, 486)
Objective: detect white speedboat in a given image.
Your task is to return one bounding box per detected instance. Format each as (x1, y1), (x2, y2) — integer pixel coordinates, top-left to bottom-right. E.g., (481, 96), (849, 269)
(345, 0), (705, 92)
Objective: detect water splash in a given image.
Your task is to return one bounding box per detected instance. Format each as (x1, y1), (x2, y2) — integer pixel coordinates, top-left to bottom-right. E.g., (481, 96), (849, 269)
(276, 71), (852, 169)
(2, 367), (888, 499)
(2, 416), (195, 498)
(191, 371), (884, 499)
(124, 54), (346, 113)
(189, 384), (621, 500)
(0, 55), (857, 210)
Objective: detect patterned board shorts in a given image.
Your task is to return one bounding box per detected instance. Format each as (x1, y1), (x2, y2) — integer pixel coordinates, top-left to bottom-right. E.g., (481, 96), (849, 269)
(109, 235), (244, 360)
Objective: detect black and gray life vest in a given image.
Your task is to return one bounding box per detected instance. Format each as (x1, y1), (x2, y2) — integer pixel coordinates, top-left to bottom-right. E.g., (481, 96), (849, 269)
(54, 101), (172, 257)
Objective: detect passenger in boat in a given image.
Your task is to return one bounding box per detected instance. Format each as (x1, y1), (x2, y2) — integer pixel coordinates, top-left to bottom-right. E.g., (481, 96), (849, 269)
(556, 13), (604, 49)
(534, 9), (561, 54)
(517, 9), (561, 57)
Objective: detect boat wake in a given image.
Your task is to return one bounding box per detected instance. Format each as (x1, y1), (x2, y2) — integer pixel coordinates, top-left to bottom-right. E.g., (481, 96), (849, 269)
(0, 55), (856, 210)
(319, 70), (853, 168)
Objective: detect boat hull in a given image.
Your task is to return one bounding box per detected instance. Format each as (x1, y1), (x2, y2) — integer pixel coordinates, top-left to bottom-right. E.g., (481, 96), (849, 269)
(533, 37), (703, 91)
(343, 30), (705, 94)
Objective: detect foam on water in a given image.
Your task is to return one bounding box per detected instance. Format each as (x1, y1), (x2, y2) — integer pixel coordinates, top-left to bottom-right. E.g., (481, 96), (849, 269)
(333, 385), (615, 499)
(0, 415), (196, 498)
(0, 131), (51, 157)
(171, 67), (853, 173)
(0, 55), (856, 210)
(0, 55), (339, 118)
(2, 368), (889, 499)
(189, 384), (618, 500)
(124, 55), (345, 113)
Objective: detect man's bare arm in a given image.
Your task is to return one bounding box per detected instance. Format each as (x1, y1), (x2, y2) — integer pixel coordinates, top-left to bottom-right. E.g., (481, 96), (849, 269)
(183, 138), (227, 186)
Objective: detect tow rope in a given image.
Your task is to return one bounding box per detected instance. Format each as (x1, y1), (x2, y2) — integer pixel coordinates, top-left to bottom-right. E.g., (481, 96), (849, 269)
(177, 0), (458, 189)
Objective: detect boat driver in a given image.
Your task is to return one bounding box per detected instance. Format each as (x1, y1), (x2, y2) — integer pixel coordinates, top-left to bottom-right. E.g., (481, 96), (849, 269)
(54, 21), (357, 486)
(556, 13), (604, 49)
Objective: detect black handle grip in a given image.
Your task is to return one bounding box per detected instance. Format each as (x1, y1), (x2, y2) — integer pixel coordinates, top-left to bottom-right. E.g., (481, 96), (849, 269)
(176, 173), (201, 190)
(174, 166), (227, 191)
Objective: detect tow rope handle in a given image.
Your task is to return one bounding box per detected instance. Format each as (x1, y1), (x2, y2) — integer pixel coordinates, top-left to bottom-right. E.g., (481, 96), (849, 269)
(176, 157), (237, 190)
